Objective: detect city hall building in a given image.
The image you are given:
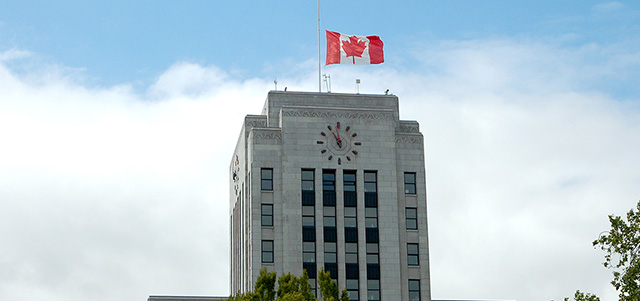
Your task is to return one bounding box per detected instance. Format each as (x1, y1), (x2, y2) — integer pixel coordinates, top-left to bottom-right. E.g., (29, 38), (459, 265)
(229, 91), (431, 301)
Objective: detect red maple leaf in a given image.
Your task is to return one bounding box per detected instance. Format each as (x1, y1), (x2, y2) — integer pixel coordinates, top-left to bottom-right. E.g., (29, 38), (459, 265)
(342, 35), (367, 64)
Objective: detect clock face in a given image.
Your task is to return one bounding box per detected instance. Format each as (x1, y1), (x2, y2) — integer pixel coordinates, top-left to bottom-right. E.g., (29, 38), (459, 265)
(317, 121), (361, 165)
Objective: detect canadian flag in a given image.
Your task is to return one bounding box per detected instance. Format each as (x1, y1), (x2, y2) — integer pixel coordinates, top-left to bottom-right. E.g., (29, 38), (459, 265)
(326, 30), (384, 65)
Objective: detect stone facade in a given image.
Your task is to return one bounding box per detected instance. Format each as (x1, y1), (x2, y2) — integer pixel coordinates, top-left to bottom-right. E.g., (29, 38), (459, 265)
(230, 91), (431, 301)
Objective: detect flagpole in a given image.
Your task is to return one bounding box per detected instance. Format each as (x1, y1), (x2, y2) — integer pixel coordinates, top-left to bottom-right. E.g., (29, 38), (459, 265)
(317, 0), (322, 92)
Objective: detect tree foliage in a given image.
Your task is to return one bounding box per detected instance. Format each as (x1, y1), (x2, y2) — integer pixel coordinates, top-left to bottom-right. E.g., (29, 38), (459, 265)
(593, 200), (640, 301)
(564, 290), (600, 301)
(317, 268), (349, 301)
(230, 268), (347, 301)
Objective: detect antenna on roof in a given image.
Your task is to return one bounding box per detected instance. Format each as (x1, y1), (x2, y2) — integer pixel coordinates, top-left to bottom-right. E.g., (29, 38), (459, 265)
(274, 79), (278, 91)
(323, 74), (331, 93)
(355, 79), (361, 94)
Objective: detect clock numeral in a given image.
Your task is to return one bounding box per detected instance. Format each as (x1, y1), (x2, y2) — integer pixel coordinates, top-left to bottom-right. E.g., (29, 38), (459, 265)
(338, 158), (342, 165)
(328, 155), (333, 161)
(321, 132), (326, 136)
(336, 122), (340, 129)
(327, 125), (332, 131)
(352, 150), (358, 155)
(345, 126), (350, 132)
(351, 133), (357, 137)
(317, 141), (324, 144)
(346, 156), (351, 161)
(321, 149), (327, 154)
(354, 142), (361, 146)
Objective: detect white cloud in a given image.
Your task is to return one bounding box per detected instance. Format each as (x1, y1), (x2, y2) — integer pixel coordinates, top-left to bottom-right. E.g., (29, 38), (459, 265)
(0, 35), (639, 301)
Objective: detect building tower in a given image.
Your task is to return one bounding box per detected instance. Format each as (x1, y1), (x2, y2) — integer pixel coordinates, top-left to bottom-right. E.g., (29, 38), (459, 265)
(230, 91), (431, 301)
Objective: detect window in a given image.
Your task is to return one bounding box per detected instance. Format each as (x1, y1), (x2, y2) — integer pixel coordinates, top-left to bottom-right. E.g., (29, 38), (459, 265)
(261, 168), (273, 191)
(364, 171), (377, 193)
(261, 204), (273, 226)
(367, 279), (381, 301)
(364, 171), (377, 207)
(344, 171), (357, 206)
(406, 207), (418, 230)
(404, 172), (416, 194)
(323, 172), (336, 191)
(302, 169), (315, 191)
(407, 243), (419, 266)
(324, 242), (338, 279)
(302, 169), (315, 205)
(262, 240), (274, 263)
(409, 279), (420, 301)
(323, 170), (336, 205)
(346, 279), (359, 301)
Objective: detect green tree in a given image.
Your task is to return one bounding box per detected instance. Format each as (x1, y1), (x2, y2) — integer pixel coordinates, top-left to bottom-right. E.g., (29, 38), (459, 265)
(276, 270), (314, 301)
(317, 268), (349, 301)
(593, 200), (640, 301)
(564, 290), (600, 301)
(230, 268), (315, 301)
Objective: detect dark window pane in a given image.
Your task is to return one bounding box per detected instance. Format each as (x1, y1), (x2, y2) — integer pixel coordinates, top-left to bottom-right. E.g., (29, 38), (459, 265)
(366, 264), (380, 279)
(345, 227), (358, 242)
(364, 192), (377, 207)
(302, 191), (315, 204)
(324, 263), (338, 279)
(346, 263), (359, 279)
(303, 227), (316, 242)
(366, 228), (379, 243)
(303, 262), (317, 279)
(344, 191), (357, 206)
(324, 227), (337, 242)
(323, 191), (336, 205)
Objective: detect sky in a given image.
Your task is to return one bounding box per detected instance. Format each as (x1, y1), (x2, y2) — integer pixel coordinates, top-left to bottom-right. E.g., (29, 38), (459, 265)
(0, 1), (639, 300)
